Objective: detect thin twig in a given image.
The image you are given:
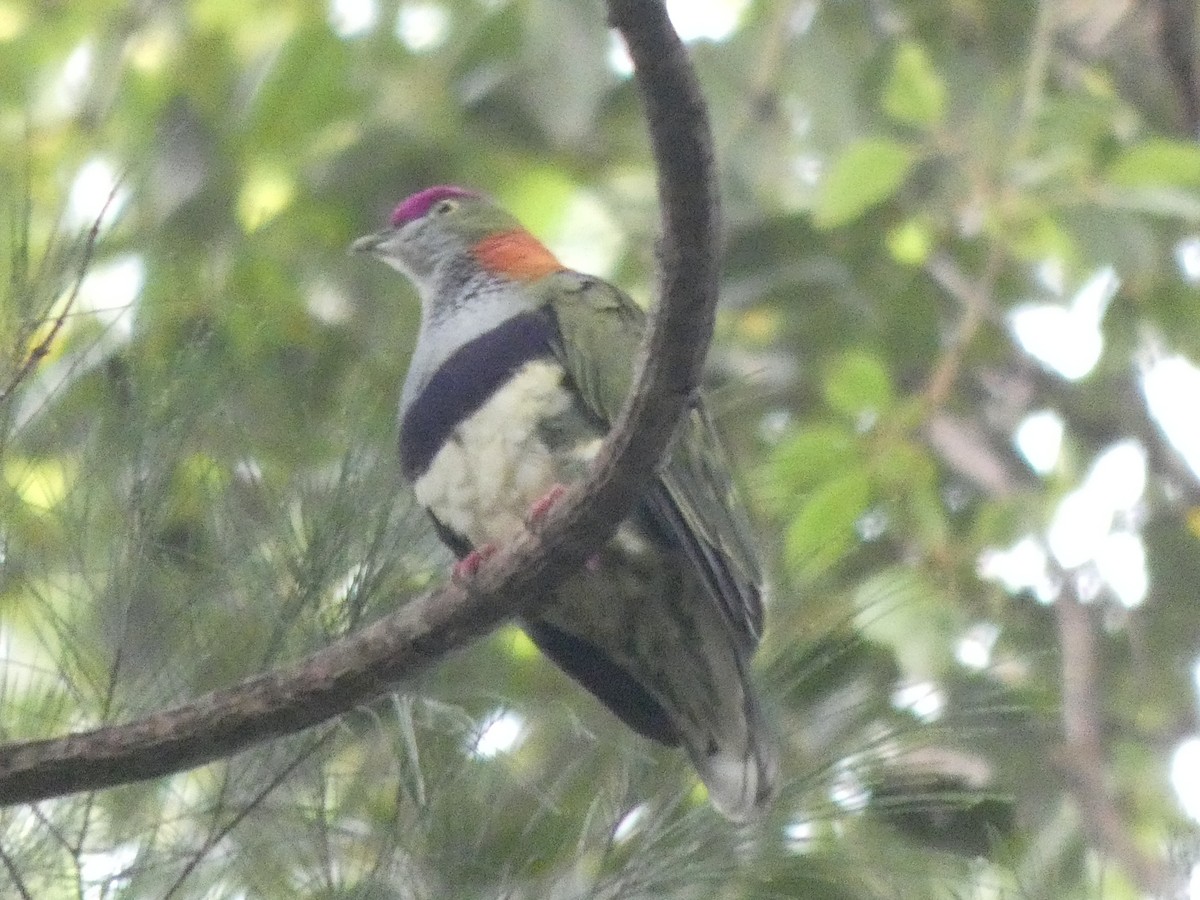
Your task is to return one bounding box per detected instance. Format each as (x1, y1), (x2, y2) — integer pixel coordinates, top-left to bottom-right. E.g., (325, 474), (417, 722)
(921, 250), (1001, 412)
(0, 841), (33, 900)
(0, 186), (118, 406)
(1014, 0), (1056, 160)
(162, 729), (336, 899)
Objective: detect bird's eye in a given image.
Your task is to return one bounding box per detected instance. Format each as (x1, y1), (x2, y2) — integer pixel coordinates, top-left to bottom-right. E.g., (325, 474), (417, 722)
(434, 199), (459, 215)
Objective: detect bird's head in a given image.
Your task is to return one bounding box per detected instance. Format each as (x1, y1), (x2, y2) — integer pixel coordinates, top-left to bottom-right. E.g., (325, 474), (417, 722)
(351, 186), (563, 288)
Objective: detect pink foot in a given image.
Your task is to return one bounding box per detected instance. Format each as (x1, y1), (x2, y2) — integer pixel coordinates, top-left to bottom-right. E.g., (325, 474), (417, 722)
(453, 544), (498, 582)
(526, 483), (568, 526)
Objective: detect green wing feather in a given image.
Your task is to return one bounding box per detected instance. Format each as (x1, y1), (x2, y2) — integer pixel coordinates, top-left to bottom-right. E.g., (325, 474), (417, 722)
(540, 270), (765, 649)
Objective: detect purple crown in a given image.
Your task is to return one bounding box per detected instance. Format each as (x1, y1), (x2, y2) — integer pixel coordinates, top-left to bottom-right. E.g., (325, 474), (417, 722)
(390, 185), (481, 227)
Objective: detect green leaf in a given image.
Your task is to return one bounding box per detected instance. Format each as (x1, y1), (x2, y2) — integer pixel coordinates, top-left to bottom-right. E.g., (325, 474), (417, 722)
(874, 439), (935, 494)
(1002, 209), (1078, 262)
(883, 42), (947, 127)
(814, 138), (917, 228)
(770, 423), (860, 491)
(784, 469), (872, 577)
(1107, 139), (1200, 188)
(824, 350), (895, 420)
(855, 566), (958, 676)
(886, 218), (935, 266)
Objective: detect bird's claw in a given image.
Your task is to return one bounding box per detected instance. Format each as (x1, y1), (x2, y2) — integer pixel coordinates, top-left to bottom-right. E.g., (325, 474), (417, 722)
(452, 544), (498, 582)
(526, 483), (569, 526)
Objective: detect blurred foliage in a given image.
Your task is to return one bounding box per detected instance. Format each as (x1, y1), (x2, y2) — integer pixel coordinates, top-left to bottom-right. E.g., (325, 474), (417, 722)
(3, 0), (1200, 896)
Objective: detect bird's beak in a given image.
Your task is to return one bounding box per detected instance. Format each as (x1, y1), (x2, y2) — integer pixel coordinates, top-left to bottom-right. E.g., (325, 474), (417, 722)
(349, 229), (392, 255)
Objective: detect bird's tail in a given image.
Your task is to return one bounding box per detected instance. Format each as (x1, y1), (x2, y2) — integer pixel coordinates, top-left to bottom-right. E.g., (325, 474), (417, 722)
(686, 682), (779, 822)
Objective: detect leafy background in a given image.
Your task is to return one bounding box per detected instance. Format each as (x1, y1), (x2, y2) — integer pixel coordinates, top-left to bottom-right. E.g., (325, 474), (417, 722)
(3, 0), (1200, 896)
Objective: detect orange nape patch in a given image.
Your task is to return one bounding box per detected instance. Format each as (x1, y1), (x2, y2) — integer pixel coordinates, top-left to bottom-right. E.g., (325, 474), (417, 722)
(472, 229), (564, 280)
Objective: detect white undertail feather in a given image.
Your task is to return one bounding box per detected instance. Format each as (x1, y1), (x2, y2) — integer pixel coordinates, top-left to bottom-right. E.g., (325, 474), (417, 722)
(690, 694), (779, 822)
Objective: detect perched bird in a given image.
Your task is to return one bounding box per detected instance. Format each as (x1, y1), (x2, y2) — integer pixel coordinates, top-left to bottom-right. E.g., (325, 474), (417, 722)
(351, 186), (777, 820)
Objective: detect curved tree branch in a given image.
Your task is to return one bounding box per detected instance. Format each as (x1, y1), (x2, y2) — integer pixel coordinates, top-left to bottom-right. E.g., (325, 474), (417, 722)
(0, 0), (720, 807)
(1055, 589), (1170, 896)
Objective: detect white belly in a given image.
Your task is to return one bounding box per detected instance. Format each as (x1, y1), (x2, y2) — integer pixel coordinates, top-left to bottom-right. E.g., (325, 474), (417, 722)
(413, 360), (581, 546)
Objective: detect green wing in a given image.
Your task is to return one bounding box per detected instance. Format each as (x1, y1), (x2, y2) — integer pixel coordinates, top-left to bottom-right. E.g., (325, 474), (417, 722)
(541, 270), (765, 650)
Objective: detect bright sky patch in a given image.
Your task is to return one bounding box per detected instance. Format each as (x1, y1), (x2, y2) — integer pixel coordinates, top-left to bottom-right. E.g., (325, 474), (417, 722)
(329, 0), (378, 37)
(1014, 410), (1064, 475)
(396, 2), (449, 52)
(469, 709), (524, 759)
